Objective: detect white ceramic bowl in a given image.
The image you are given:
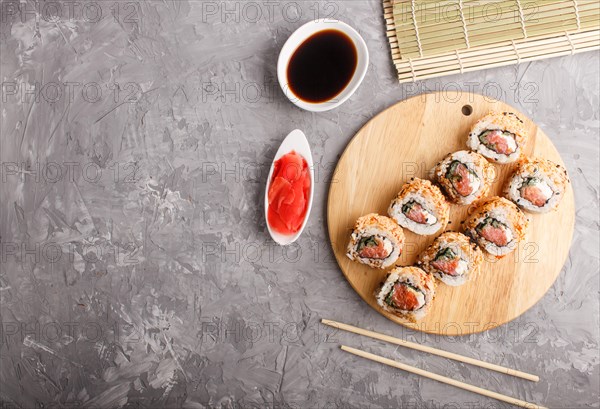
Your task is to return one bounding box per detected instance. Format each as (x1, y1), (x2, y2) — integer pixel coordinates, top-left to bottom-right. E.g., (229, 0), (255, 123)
(277, 19), (369, 112)
(264, 129), (314, 246)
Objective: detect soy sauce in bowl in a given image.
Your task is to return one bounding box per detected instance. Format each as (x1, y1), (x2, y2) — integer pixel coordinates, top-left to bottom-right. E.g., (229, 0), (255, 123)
(286, 29), (358, 103)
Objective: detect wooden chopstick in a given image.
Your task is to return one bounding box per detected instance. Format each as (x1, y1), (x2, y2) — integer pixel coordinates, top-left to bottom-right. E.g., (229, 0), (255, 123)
(341, 345), (547, 409)
(322, 319), (539, 382)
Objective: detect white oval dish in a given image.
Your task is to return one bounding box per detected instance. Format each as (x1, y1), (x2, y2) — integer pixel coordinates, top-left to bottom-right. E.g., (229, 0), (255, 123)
(277, 19), (369, 112)
(264, 129), (314, 246)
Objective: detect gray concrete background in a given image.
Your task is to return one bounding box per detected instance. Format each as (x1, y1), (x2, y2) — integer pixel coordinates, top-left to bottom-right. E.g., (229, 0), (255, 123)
(0, 1), (598, 408)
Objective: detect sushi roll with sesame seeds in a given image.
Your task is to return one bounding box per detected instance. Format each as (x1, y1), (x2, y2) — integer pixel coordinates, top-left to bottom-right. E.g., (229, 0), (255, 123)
(417, 232), (483, 286)
(464, 197), (529, 258)
(467, 111), (528, 164)
(388, 178), (449, 235)
(376, 266), (435, 322)
(504, 157), (569, 214)
(346, 213), (405, 269)
(431, 150), (494, 205)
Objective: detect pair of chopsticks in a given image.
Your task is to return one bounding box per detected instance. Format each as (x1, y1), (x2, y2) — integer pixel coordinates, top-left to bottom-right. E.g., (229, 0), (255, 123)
(322, 319), (546, 409)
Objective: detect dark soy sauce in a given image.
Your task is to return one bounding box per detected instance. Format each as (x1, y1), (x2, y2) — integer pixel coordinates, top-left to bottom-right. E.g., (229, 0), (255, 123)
(287, 29), (358, 103)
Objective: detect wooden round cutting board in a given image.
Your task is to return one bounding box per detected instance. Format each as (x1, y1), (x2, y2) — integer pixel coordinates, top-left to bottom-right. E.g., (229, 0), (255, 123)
(327, 92), (574, 335)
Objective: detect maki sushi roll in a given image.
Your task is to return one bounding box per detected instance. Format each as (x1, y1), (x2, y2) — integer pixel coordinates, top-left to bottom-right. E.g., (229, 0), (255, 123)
(347, 213), (405, 269)
(504, 157), (569, 214)
(467, 111), (527, 163)
(376, 266), (435, 322)
(388, 178), (449, 235)
(464, 197), (529, 258)
(417, 232), (483, 286)
(431, 150), (494, 205)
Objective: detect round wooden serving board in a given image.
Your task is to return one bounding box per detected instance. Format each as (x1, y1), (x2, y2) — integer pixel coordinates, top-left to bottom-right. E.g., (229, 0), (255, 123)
(327, 92), (574, 335)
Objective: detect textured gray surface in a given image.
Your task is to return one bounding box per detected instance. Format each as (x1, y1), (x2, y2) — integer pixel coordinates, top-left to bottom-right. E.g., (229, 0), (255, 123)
(0, 1), (599, 408)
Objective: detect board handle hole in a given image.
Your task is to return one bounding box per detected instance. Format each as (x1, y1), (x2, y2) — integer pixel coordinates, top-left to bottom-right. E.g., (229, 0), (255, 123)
(462, 105), (473, 116)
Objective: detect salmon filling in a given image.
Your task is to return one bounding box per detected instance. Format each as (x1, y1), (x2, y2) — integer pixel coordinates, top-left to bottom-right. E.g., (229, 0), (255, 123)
(356, 235), (393, 259)
(401, 200), (437, 225)
(476, 217), (513, 247)
(431, 247), (468, 277)
(446, 160), (481, 197)
(519, 178), (553, 207)
(384, 282), (425, 311)
(479, 130), (517, 155)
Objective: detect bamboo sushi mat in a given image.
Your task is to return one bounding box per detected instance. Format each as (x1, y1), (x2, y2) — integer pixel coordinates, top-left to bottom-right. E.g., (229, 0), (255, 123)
(384, 0), (600, 82)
